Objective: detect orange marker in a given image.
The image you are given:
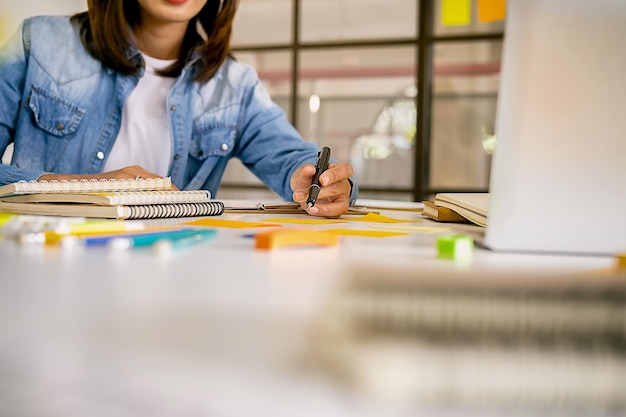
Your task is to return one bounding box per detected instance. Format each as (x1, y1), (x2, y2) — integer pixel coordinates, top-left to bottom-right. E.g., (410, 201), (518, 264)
(255, 228), (339, 250)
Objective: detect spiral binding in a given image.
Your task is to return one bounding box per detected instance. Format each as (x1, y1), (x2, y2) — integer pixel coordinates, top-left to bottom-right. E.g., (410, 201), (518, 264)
(124, 202), (224, 219)
(13, 177), (172, 194)
(108, 190), (211, 205)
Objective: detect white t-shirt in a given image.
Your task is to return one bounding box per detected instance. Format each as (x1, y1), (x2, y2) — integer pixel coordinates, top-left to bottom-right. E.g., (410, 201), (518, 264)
(104, 54), (176, 176)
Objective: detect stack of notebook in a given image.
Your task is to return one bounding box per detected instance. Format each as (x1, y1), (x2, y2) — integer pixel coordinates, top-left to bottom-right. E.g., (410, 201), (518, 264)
(0, 178), (224, 219)
(422, 193), (489, 227)
(315, 264), (626, 412)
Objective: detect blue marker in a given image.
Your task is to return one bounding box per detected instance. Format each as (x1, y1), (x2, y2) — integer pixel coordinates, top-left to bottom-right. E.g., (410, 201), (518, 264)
(79, 228), (215, 250)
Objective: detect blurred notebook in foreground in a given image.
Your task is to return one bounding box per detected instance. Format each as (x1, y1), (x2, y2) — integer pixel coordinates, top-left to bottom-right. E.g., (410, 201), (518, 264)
(0, 178), (224, 219)
(315, 262), (626, 412)
(433, 193), (489, 227)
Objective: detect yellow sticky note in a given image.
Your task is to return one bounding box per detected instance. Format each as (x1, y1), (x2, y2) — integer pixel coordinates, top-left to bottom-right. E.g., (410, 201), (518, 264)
(477, 0), (505, 22)
(342, 212), (419, 224)
(325, 229), (408, 238)
(262, 218), (345, 225)
(369, 225), (452, 233)
(184, 218), (280, 228)
(442, 0), (471, 26)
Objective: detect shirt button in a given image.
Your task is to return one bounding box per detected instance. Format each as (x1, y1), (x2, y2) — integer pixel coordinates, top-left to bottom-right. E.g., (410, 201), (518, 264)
(220, 143), (229, 152)
(173, 154), (180, 160)
(96, 152), (105, 160)
(170, 105), (177, 111)
(56, 122), (64, 130)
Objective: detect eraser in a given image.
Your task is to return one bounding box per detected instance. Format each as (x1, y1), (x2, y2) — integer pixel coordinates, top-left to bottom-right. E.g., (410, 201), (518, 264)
(255, 228), (339, 250)
(437, 234), (474, 261)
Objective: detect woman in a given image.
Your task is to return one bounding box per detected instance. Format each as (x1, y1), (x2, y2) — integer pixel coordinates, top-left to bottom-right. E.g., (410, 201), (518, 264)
(0, 0), (357, 217)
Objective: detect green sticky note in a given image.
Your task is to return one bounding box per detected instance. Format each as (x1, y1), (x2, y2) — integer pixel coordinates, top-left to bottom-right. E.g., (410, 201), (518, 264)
(437, 234), (474, 261)
(442, 0), (471, 26)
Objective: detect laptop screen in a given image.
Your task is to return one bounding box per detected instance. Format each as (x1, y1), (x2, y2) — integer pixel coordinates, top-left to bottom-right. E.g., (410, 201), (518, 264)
(485, 0), (626, 255)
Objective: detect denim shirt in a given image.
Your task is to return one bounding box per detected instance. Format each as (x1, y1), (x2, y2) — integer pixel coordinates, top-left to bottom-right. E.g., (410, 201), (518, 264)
(0, 16), (358, 204)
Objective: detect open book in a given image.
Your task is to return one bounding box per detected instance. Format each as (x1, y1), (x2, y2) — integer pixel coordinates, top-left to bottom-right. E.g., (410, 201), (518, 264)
(433, 193), (489, 227)
(421, 200), (468, 223)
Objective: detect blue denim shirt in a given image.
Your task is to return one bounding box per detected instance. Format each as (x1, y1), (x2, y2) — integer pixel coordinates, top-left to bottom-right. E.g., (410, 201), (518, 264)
(0, 16), (358, 203)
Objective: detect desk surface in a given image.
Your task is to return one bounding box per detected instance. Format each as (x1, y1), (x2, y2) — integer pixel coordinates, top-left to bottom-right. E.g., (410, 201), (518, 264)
(0, 200), (617, 416)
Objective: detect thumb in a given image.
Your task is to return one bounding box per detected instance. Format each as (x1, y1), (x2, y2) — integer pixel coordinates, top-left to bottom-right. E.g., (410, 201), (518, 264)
(291, 164), (317, 191)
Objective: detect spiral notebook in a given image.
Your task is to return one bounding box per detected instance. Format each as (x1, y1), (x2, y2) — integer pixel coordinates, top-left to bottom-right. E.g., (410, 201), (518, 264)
(0, 200), (225, 220)
(0, 177), (173, 198)
(0, 178), (224, 219)
(1, 190), (212, 206)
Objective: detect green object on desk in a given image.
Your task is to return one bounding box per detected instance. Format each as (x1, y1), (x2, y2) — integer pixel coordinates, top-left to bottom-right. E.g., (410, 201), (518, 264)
(0, 212), (17, 227)
(437, 234), (474, 261)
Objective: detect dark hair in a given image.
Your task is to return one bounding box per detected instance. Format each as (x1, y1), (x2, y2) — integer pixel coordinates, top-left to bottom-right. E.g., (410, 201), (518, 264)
(71, 0), (237, 83)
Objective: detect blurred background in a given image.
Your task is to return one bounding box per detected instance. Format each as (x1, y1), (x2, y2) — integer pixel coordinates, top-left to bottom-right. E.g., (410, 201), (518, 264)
(0, 0), (504, 201)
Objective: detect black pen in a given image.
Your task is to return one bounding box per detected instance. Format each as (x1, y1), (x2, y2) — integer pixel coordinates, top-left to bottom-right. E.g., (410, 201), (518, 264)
(306, 146), (331, 208)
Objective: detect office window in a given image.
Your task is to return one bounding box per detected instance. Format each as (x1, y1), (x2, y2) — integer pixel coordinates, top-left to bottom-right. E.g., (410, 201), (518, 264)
(227, 1), (504, 200)
(429, 41), (501, 190)
(300, 0), (417, 42)
(298, 47), (416, 192)
(232, 0), (293, 46)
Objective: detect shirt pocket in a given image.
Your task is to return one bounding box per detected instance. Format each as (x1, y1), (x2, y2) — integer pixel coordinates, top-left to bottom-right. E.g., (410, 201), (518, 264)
(189, 126), (236, 160)
(28, 86), (85, 137)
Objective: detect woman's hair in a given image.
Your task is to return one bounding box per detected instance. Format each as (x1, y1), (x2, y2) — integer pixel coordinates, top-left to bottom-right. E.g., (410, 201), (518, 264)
(71, 0), (237, 83)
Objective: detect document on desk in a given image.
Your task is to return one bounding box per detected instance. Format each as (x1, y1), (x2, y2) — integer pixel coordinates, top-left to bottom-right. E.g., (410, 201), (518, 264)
(342, 213), (420, 224)
(223, 201), (373, 215)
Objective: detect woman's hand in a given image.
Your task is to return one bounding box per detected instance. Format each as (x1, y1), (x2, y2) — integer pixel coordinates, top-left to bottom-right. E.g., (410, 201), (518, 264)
(291, 162), (353, 218)
(37, 166), (179, 190)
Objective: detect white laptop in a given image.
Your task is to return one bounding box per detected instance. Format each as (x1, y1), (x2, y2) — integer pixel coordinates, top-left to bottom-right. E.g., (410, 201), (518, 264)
(484, 0), (626, 255)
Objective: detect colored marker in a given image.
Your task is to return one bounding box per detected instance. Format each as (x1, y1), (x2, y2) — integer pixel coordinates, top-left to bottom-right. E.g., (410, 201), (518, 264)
(103, 228), (216, 250)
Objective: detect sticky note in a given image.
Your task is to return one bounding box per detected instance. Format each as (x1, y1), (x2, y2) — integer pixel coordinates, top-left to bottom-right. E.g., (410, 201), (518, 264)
(477, 0), (506, 23)
(437, 234), (474, 261)
(184, 218), (280, 228)
(370, 225), (452, 233)
(262, 217), (345, 225)
(325, 229), (407, 238)
(442, 0), (471, 26)
(255, 229), (339, 250)
(342, 213), (418, 224)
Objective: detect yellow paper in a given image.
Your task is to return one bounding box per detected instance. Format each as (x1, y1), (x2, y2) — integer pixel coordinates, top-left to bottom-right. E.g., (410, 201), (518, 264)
(262, 217), (345, 225)
(325, 229), (408, 238)
(0, 212), (16, 227)
(369, 224), (452, 233)
(477, 0), (505, 22)
(442, 0), (471, 26)
(184, 218), (280, 228)
(342, 212), (419, 224)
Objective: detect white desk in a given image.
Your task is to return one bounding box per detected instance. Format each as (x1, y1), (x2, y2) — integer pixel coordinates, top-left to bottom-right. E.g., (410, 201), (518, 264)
(0, 201), (617, 416)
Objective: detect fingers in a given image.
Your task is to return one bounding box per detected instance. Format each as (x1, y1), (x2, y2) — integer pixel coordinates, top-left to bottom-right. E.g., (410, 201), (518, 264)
(306, 198), (349, 218)
(319, 163), (353, 187)
(291, 161), (354, 217)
